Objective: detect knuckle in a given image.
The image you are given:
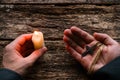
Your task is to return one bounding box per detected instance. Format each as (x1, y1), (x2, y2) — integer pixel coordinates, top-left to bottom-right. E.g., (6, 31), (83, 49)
(5, 45), (9, 49)
(21, 34), (26, 37)
(19, 34), (25, 38)
(5, 44), (11, 51)
(104, 34), (109, 37)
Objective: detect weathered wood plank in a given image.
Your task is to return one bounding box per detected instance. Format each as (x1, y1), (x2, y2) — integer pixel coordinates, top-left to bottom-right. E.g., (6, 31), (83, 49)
(0, 5), (119, 39)
(0, 24), (119, 40)
(0, 4), (115, 15)
(0, 0), (120, 4)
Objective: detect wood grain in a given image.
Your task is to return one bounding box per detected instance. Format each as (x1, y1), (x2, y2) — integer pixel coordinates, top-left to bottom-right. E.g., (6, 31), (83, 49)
(0, 0), (120, 4)
(0, 3), (120, 80)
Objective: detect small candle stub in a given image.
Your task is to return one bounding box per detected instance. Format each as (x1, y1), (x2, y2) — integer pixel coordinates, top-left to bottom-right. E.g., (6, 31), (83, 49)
(32, 31), (44, 49)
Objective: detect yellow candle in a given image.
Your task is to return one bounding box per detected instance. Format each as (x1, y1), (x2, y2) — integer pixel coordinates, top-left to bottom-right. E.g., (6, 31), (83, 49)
(32, 31), (44, 49)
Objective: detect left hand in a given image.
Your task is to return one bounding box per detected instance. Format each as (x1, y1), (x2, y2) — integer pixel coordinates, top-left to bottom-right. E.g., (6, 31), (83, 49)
(3, 34), (47, 75)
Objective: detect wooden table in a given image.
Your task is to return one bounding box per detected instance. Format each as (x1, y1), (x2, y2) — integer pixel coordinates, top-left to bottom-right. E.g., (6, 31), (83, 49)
(0, 0), (120, 80)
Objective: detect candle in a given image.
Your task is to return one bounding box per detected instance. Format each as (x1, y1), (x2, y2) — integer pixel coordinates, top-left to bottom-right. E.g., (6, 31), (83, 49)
(32, 31), (44, 49)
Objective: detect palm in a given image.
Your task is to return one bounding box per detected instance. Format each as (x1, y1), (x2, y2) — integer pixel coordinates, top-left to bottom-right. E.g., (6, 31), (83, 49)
(63, 26), (120, 72)
(93, 43), (120, 71)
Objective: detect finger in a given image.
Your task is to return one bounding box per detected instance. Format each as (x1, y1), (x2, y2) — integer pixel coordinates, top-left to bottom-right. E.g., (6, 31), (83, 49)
(26, 47), (47, 63)
(63, 35), (83, 54)
(11, 34), (33, 47)
(66, 45), (82, 62)
(64, 29), (86, 48)
(70, 26), (95, 44)
(93, 32), (117, 45)
(66, 45), (92, 69)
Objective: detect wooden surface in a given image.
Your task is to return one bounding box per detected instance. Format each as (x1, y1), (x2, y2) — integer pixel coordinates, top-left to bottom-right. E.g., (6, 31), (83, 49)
(0, 1), (120, 80)
(0, 0), (120, 4)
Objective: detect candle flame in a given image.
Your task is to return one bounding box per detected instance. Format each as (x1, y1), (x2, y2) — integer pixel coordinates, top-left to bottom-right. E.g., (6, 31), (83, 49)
(34, 31), (39, 35)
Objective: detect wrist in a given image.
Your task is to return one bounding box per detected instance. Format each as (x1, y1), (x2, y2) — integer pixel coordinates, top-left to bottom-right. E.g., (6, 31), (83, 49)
(0, 68), (23, 80)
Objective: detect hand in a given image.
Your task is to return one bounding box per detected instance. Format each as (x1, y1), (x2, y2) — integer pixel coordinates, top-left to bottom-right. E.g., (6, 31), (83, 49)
(3, 34), (47, 75)
(63, 26), (120, 72)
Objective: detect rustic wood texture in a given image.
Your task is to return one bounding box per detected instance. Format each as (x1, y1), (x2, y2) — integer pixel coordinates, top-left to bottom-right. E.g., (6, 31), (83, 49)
(0, 2), (120, 80)
(0, 0), (120, 4)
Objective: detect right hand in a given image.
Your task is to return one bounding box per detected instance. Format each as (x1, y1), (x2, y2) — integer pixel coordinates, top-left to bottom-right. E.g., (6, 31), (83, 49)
(63, 26), (120, 72)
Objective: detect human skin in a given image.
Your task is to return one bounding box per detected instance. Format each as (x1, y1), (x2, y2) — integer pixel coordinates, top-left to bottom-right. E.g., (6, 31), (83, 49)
(2, 34), (47, 75)
(63, 26), (120, 72)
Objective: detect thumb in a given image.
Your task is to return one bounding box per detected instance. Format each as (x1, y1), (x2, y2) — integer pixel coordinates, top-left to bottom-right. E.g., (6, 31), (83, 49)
(93, 32), (117, 45)
(26, 47), (47, 63)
